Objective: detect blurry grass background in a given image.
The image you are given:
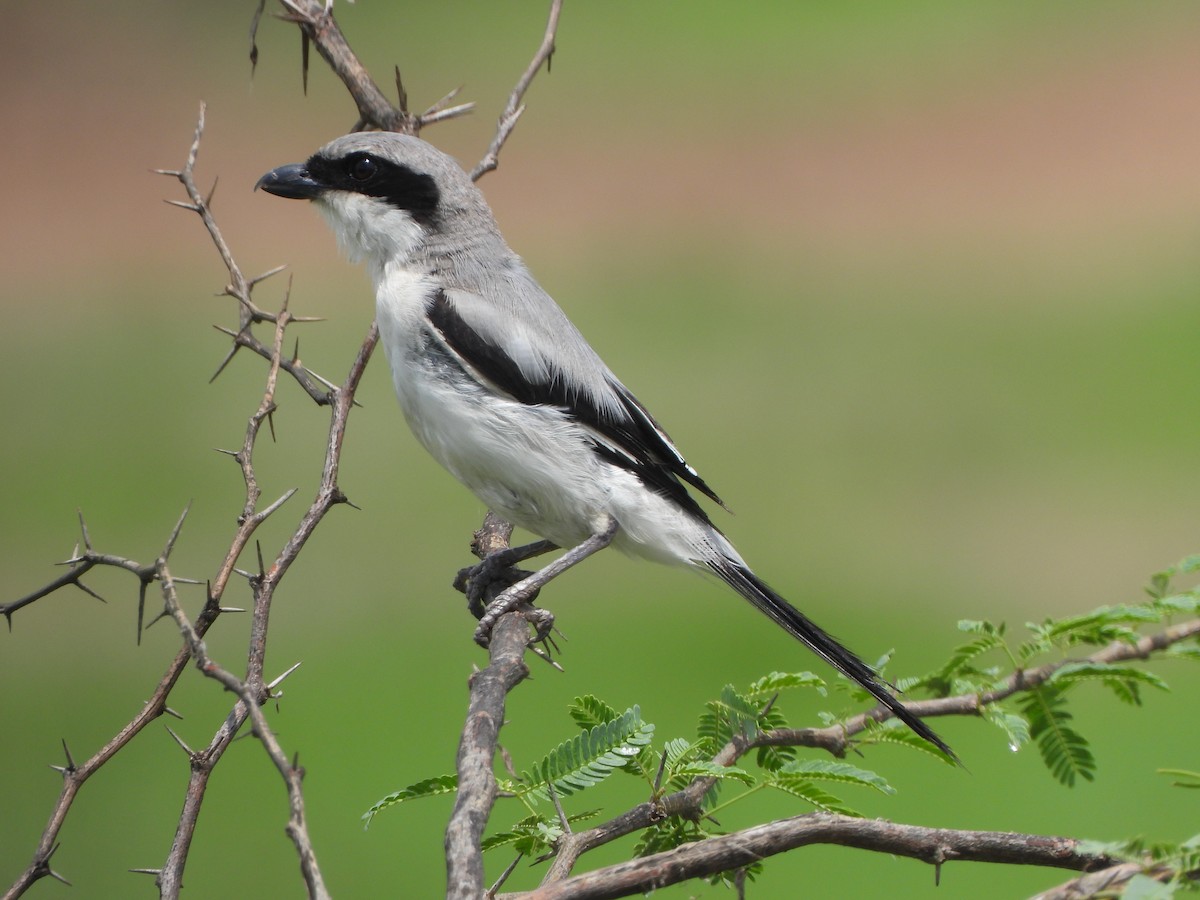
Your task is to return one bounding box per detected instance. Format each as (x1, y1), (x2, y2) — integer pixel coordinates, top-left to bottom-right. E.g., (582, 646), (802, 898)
(2, 1), (1199, 897)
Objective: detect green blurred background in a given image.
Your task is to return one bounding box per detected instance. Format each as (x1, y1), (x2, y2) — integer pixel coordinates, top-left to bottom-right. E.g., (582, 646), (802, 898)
(2, 2), (1198, 897)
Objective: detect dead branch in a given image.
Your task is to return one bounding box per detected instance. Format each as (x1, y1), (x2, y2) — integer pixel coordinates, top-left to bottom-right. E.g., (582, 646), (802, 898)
(471, 0), (564, 181)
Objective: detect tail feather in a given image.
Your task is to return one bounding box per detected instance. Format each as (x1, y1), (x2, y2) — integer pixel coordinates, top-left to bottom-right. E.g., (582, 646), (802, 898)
(710, 559), (958, 762)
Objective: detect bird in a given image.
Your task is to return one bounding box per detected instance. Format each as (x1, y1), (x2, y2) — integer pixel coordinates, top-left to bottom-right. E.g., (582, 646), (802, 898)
(256, 132), (954, 759)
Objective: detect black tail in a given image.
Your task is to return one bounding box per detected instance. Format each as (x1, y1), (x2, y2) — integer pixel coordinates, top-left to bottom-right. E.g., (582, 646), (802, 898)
(711, 560), (958, 762)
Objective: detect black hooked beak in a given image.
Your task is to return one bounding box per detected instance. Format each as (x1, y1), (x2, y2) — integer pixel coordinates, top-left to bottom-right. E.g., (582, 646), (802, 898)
(255, 163), (323, 199)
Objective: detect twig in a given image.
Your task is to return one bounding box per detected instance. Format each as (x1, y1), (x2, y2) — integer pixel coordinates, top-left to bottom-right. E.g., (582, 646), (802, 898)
(471, 0), (564, 182)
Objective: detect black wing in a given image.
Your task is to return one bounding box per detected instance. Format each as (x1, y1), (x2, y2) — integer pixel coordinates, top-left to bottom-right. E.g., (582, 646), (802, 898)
(427, 290), (725, 524)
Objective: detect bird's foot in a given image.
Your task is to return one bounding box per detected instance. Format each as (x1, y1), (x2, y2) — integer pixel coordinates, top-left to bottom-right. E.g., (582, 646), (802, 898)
(473, 579), (555, 648)
(453, 539), (556, 619)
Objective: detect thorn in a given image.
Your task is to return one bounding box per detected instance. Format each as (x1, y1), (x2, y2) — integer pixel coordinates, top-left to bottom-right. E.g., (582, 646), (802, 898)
(73, 580), (107, 604)
(267, 408), (277, 443)
(527, 646), (564, 671)
(206, 175), (219, 208)
(61, 739), (76, 772)
(210, 342), (241, 383)
(164, 725), (195, 757)
(163, 198), (200, 212)
(289, 315), (326, 323)
(77, 509), (93, 551)
(143, 606), (170, 632)
(248, 264), (288, 287)
(419, 102), (476, 127)
(300, 31), (310, 95)
(260, 488), (298, 520)
(218, 606), (246, 614)
(213, 447), (239, 457)
(129, 868), (162, 877)
(304, 368), (339, 392)
(267, 661), (302, 691)
(232, 567), (255, 581)
(255, 541), (266, 578)
(486, 854), (523, 897)
(173, 577), (203, 586)
(163, 705), (184, 720)
(162, 502), (192, 559)
(137, 581), (148, 644)
(153, 168), (182, 177)
(395, 66), (408, 112)
(422, 84), (463, 116)
(213, 324), (239, 339)
(653, 749), (669, 794)
(292, 336), (300, 365)
(47, 868), (72, 886)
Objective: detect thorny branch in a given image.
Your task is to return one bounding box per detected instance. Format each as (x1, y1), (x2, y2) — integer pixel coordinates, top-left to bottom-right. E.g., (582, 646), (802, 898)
(470, 0), (564, 181)
(3, 103), (375, 899)
(6, 1), (566, 894)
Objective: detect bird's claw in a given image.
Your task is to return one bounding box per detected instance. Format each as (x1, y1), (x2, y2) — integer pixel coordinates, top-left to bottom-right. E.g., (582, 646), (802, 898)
(472, 588), (555, 649)
(454, 554), (538, 619)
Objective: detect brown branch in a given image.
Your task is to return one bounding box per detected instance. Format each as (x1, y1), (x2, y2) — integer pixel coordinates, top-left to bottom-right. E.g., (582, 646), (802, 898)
(275, 0), (412, 132)
(4, 106), (378, 899)
(446, 612), (532, 900)
(270, 1), (473, 135)
(156, 562), (328, 899)
(505, 814), (1123, 900)
(471, 0), (564, 182)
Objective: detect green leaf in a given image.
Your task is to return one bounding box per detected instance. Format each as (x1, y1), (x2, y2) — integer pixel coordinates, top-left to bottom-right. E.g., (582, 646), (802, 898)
(481, 810), (601, 855)
(698, 686), (762, 751)
(1020, 686), (1095, 787)
(567, 694), (621, 730)
(634, 817), (709, 857)
(1048, 661), (1169, 706)
(1120, 873), (1177, 900)
(768, 772), (860, 816)
(958, 619), (1005, 636)
(981, 704), (1031, 751)
(362, 774), (458, 827)
(779, 759), (895, 795)
(859, 719), (960, 765)
(1158, 768), (1200, 789)
(745, 671), (826, 700)
(520, 706), (655, 802)
(671, 762), (755, 786)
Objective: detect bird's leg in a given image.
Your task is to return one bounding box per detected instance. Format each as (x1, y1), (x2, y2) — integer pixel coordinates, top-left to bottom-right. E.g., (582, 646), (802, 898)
(474, 516), (619, 648)
(454, 539), (559, 619)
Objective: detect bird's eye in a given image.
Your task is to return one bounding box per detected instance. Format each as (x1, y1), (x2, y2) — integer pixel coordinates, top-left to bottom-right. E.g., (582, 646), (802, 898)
(349, 156), (377, 181)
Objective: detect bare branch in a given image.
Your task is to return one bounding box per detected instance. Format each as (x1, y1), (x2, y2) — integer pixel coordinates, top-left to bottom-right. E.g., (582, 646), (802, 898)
(471, 0), (564, 181)
(272, 0), (414, 132)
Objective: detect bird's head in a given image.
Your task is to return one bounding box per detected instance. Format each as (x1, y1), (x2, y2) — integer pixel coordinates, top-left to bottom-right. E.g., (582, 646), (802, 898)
(256, 132), (491, 268)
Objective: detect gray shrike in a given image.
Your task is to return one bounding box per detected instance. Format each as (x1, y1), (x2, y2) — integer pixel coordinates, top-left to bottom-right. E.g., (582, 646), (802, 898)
(257, 133), (953, 759)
